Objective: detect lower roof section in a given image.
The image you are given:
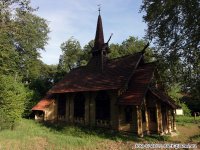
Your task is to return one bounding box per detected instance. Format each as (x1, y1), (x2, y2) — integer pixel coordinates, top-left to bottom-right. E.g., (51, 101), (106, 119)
(118, 63), (155, 105)
(32, 95), (54, 111)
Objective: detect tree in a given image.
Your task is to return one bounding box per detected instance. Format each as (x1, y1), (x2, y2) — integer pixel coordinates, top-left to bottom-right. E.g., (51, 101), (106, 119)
(0, 0), (51, 118)
(0, 0), (49, 80)
(56, 37), (85, 81)
(0, 75), (31, 130)
(141, 0), (200, 100)
(109, 36), (154, 62)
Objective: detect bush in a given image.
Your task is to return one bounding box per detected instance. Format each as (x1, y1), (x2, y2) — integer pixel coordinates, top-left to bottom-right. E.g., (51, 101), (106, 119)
(0, 75), (29, 130)
(180, 102), (191, 116)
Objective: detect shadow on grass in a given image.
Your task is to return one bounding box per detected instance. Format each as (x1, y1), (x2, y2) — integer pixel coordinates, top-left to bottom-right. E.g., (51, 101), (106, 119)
(40, 121), (169, 142)
(189, 134), (200, 142)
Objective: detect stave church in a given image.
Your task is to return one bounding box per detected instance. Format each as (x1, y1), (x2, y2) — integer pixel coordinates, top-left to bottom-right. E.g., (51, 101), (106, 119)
(32, 12), (178, 136)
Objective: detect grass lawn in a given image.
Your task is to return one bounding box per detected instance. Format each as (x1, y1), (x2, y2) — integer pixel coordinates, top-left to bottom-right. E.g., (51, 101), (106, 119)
(0, 116), (199, 150)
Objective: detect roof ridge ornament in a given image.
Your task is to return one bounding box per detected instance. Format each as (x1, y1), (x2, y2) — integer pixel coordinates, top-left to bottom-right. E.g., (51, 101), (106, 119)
(141, 42), (150, 54)
(98, 4), (101, 15)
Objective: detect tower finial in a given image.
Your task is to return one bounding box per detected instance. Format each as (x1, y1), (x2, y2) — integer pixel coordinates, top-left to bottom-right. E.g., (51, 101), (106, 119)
(97, 4), (101, 15)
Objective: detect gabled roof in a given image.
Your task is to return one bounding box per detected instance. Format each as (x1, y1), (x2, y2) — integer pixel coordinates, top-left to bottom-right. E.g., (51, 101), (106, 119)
(118, 63), (155, 105)
(48, 52), (143, 93)
(149, 88), (180, 109)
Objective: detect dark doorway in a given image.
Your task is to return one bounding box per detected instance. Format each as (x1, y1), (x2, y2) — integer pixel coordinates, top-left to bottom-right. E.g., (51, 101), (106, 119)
(57, 94), (66, 117)
(74, 93), (85, 118)
(125, 106), (132, 123)
(95, 91), (110, 121)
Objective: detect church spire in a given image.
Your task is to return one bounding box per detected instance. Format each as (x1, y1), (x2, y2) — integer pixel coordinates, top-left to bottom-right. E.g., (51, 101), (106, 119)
(92, 9), (105, 56)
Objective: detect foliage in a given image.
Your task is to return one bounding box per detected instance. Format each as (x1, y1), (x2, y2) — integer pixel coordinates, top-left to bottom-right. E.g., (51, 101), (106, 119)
(0, 0), (49, 79)
(141, 0), (200, 101)
(167, 83), (191, 115)
(167, 83), (183, 102)
(59, 37), (82, 71)
(0, 0), (54, 119)
(176, 116), (200, 124)
(109, 36), (154, 62)
(0, 75), (31, 130)
(179, 103), (191, 116)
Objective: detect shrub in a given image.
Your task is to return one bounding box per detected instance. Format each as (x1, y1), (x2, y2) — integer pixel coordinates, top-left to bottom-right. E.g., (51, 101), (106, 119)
(180, 102), (191, 116)
(0, 75), (29, 130)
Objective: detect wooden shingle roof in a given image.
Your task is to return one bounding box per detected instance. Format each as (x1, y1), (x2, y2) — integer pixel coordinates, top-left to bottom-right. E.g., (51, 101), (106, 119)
(48, 52), (143, 93)
(118, 63), (155, 105)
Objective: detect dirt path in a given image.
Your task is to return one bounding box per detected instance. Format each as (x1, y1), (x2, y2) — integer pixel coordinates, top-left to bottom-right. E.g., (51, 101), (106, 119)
(170, 123), (200, 142)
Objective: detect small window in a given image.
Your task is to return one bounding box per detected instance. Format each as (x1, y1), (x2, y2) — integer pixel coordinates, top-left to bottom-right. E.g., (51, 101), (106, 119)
(125, 106), (132, 123)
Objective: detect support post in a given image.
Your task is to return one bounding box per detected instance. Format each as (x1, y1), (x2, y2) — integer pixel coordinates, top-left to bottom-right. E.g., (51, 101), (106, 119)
(85, 93), (90, 125)
(172, 110), (176, 131)
(66, 96), (70, 122)
(110, 91), (118, 130)
(136, 106), (143, 137)
(144, 104), (149, 135)
(89, 93), (96, 126)
(69, 96), (74, 123)
(156, 102), (163, 134)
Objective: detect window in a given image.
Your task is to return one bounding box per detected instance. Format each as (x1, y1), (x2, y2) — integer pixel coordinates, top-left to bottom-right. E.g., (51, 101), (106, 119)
(74, 93), (85, 118)
(149, 108), (157, 122)
(125, 106), (132, 123)
(142, 109), (146, 123)
(95, 91), (110, 121)
(57, 94), (66, 116)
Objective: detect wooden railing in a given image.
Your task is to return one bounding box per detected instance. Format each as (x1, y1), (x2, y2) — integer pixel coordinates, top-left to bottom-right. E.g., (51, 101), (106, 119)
(96, 119), (110, 128)
(58, 115), (65, 121)
(74, 117), (85, 124)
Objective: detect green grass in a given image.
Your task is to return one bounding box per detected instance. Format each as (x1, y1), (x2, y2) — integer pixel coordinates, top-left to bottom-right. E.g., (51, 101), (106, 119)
(176, 115), (200, 125)
(0, 119), (173, 149)
(0, 119), (102, 149)
(0, 118), (199, 149)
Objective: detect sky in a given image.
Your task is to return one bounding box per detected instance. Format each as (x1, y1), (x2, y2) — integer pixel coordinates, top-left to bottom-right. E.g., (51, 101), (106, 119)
(31, 0), (147, 65)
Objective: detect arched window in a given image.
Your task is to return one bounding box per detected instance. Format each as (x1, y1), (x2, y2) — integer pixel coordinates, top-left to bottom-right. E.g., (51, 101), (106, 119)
(95, 91), (110, 121)
(74, 93), (85, 118)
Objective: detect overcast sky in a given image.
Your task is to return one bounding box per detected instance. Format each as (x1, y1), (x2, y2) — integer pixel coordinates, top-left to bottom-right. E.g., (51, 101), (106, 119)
(31, 0), (146, 65)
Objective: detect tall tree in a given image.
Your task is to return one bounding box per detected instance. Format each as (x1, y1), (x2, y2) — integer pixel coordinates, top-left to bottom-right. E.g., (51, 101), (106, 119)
(141, 0), (200, 99)
(0, 0), (49, 80)
(0, 0), (50, 118)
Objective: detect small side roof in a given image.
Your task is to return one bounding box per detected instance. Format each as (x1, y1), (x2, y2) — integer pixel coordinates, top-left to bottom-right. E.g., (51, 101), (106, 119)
(31, 94), (54, 111)
(149, 88), (180, 109)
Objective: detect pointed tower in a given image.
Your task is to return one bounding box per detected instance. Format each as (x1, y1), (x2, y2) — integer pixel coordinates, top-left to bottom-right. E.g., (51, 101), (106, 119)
(92, 9), (109, 57)
(92, 14), (104, 56)
(88, 9), (110, 72)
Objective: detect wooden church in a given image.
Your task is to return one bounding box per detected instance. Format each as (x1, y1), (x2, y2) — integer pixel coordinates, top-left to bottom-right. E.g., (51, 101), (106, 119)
(32, 12), (178, 136)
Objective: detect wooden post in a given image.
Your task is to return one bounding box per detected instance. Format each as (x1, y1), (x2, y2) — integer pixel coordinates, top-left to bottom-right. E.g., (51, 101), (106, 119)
(156, 103), (160, 134)
(110, 91), (118, 130)
(167, 108), (172, 133)
(172, 110), (176, 131)
(144, 104), (149, 135)
(69, 96), (74, 123)
(66, 96), (70, 122)
(89, 93), (96, 126)
(136, 106), (143, 137)
(85, 93), (90, 125)
(54, 98), (58, 121)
